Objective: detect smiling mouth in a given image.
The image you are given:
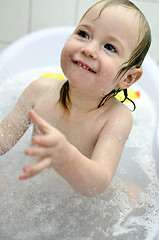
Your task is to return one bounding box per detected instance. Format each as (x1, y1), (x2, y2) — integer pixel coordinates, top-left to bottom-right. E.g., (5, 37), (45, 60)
(74, 61), (96, 73)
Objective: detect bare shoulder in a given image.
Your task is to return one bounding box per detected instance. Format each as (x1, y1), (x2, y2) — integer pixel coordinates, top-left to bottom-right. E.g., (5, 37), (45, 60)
(19, 78), (66, 106)
(103, 100), (133, 141)
(26, 78), (66, 95)
(111, 100), (133, 123)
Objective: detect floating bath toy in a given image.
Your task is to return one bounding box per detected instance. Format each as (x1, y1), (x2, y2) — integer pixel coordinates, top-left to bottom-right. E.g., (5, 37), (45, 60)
(40, 72), (65, 80)
(40, 72), (140, 102)
(115, 89), (140, 102)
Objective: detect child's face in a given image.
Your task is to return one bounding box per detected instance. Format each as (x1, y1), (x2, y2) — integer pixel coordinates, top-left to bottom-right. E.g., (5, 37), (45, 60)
(61, 3), (140, 98)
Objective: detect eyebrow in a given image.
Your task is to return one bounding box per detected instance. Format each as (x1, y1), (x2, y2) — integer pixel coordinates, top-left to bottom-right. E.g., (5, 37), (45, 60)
(77, 23), (93, 31)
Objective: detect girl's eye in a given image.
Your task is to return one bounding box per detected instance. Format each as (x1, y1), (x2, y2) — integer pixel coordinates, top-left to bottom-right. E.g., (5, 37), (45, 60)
(78, 30), (89, 39)
(104, 43), (116, 53)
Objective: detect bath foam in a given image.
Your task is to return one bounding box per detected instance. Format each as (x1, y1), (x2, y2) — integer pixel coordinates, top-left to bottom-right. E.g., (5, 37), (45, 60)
(0, 67), (159, 240)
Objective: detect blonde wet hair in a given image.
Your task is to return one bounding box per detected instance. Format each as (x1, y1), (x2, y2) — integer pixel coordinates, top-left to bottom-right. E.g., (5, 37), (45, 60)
(59, 0), (151, 110)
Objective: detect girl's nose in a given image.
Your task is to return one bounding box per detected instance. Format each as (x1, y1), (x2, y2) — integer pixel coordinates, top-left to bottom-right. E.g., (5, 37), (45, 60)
(81, 44), (97, 60)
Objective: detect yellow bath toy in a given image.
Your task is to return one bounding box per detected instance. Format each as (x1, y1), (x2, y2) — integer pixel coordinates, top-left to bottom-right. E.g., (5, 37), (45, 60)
(40, 72), (140, 102)
(40, 72), (65, 79)
(115, 89), (140, 102)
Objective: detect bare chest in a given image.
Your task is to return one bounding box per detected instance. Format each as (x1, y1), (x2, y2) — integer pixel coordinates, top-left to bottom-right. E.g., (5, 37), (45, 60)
(56, 117), (100, 158)
(34, 103), (105, 158)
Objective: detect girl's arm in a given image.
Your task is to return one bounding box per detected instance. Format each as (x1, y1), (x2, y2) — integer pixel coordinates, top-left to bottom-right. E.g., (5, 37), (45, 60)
(20, 108), (132, 197)
(0, 80), (40, 155)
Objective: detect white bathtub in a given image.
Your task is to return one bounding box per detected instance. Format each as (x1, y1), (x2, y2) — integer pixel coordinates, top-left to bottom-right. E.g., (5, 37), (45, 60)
(0, 26), (159, 239)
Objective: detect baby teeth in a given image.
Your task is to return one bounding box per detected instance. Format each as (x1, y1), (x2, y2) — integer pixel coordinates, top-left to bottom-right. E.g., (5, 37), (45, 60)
(77, 62), (91, 71)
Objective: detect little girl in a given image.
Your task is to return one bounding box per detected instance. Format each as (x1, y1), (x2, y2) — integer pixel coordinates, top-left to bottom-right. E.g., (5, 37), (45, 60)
(0, 0), (151, 196)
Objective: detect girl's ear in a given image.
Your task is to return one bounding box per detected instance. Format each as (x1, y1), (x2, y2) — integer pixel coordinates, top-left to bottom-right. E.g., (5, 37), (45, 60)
(118, 68), (143, 89)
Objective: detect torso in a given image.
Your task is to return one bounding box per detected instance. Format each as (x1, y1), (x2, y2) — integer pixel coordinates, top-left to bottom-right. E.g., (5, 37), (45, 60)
(33, 78), (124, 158)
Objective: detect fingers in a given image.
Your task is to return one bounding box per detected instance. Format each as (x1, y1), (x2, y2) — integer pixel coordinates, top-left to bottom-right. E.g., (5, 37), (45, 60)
(29, 110), (63, 147)
(20, 110), (64, 180)
(25, 146), (46, 157)
(29, 110), (52, 134)
(32, 134), (59, 147)
(25, 145), (54, 158)
(19, 158), (51, 180)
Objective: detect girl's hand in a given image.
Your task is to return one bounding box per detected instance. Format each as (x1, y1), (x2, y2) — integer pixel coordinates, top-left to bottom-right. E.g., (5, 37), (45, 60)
(19, 110), (72, 180)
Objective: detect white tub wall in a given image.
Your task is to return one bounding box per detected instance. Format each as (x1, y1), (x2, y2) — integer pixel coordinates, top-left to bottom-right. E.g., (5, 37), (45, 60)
(0, 0), (159, 65)
(0, 0), (77, 50)
(0, 0), (30, 50)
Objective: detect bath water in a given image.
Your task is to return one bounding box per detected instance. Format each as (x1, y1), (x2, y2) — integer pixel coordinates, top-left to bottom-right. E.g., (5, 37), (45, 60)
(0, 67), (159, 240)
